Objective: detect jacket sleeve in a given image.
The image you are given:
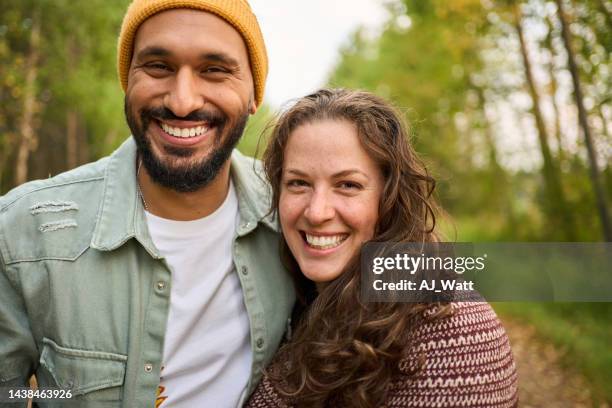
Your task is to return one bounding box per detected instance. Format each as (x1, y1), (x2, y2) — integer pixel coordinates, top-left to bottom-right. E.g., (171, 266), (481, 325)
(389, 302), (519, 408)
(0, 247), (37, 394)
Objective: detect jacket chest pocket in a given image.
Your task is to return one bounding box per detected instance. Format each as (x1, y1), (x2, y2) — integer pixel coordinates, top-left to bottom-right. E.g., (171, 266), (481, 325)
(39, 337), (127, 402)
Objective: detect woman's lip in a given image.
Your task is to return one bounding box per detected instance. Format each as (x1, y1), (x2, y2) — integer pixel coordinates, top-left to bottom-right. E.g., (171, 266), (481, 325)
(300, 232), (349, 256)
(301, 231), (349, 237)
(152, 120), (212, 147)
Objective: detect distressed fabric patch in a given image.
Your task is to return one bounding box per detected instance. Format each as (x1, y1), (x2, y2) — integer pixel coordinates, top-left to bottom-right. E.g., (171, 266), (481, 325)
(39, 219), (78, 233)
(30, 200), (79, 215)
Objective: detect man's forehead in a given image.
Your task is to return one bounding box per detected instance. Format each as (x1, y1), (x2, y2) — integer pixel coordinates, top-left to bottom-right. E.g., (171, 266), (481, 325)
(133, 8), (248, 58)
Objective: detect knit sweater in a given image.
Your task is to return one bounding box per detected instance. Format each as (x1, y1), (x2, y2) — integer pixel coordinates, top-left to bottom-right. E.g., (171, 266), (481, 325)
(245, 302), (518, 407)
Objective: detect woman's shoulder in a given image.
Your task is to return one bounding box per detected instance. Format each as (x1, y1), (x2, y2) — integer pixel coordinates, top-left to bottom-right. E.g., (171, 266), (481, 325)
(408, 301), (512, 350)
(389, 301), (519, 407)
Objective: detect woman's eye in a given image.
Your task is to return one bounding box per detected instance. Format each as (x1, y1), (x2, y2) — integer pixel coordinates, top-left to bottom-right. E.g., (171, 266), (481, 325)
(286, 179), (309, 188)
(338, 181), (362, 190)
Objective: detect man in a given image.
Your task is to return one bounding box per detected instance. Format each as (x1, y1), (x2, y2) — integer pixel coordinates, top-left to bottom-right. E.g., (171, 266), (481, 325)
(0, 1), (295, 406)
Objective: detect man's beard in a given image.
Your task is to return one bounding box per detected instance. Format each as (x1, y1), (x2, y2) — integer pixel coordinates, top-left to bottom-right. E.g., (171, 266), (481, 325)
(125, 98), (248, 193)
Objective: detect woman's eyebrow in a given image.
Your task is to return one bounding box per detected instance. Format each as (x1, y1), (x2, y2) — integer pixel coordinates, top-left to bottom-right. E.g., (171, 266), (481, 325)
(332, 169), (369, 179)
(285, 168), (308, 176)
(285, 168), (370, 179)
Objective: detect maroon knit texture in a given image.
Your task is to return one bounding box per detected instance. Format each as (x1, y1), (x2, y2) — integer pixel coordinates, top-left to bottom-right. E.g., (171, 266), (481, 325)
(246, 301), (518, 408)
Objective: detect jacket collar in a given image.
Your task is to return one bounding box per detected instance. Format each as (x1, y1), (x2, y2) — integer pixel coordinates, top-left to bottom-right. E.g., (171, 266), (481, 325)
(90, 137), (277, 256)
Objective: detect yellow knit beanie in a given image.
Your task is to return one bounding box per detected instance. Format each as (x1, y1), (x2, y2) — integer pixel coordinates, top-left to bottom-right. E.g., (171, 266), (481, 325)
(117, 0), (267, 106)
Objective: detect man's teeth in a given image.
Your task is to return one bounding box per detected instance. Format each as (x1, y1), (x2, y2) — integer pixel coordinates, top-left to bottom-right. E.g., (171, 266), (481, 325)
(305, 233), (347, 249)
(161, 122), (208, 138)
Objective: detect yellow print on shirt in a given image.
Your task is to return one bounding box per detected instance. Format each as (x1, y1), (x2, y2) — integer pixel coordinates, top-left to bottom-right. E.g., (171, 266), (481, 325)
(156, 385), (168, 408)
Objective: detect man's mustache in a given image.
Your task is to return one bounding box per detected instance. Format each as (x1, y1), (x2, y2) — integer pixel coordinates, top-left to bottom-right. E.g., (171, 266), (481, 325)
(141, 106), (226, 127)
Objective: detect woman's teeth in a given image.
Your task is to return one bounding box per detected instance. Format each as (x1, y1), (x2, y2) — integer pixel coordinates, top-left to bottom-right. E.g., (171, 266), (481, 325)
(305, 233), (348, 250)
(161, 122), (208, 138)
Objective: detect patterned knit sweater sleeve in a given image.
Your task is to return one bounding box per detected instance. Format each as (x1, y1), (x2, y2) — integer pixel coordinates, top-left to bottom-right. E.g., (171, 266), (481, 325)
(385, 301), (518, 407)
(245, 301), (518, 408)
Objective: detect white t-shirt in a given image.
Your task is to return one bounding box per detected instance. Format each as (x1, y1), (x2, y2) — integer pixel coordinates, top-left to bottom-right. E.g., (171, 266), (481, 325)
(145, 182), (251, 408)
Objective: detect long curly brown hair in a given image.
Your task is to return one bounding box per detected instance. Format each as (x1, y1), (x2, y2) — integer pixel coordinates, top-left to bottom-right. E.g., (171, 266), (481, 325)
(262, 88), (451, 407)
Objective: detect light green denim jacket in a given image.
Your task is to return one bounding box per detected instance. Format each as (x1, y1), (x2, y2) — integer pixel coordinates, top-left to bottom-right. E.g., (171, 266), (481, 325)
(0, 138), (295, 407)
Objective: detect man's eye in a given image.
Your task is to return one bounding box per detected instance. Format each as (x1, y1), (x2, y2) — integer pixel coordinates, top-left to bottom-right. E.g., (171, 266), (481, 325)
(145, 63), (171, 72)
(204, 66), (229, 74)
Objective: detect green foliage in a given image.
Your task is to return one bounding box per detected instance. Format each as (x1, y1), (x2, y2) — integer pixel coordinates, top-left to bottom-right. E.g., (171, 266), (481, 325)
(328, 0), (610, 241)
(0, 0), (129, 191)
(237, 103), (275, 158)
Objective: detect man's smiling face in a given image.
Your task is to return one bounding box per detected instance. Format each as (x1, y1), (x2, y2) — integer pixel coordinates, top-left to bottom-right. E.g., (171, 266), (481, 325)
(125, 9), (256, 192)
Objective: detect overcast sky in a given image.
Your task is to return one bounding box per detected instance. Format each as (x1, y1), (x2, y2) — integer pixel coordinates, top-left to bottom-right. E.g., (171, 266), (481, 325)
(249, 1), (389, 108)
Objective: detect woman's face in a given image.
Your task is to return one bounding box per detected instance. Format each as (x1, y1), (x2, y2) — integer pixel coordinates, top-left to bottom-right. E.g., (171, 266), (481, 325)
(279, 119), (384, 284)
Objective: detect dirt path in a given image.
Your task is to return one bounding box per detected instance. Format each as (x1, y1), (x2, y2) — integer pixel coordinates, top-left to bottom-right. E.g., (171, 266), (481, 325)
(502, 318), (609, 408)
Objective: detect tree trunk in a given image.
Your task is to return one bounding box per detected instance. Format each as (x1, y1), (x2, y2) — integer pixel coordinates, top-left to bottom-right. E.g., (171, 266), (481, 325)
(78, 122), (90, 166)
(598, 106), (609, 139)
(555, 0), (611, 241)
(472, 82), (517, 226)
(0, 134), (14, 193)
(473, 85), (501, 170)
(64, 35), (82, 170)
(595, 0), (612, 30)
(14, 11), (41, 186)
(66, 110), (78, 169)
(544, 15), (565, 161)
(513, 3), (576, 240)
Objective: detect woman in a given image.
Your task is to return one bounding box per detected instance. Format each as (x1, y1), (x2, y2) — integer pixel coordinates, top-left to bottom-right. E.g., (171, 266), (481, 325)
(246, 89), (518, 408)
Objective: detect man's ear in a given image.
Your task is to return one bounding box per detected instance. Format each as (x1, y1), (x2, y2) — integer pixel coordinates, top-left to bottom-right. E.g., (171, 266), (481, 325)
(248, 93), (257, 115)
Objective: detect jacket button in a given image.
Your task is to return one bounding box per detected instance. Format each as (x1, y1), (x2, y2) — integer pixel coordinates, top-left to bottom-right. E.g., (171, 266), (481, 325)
(241, 265), (248, 275)
(144, 363), (153, 373)
(256, 338), (264, 348)
(156, 281), (167, 291)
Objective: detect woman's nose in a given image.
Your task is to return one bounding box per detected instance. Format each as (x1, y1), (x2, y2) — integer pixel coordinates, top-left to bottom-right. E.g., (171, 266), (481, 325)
(304, 189), (335, 225)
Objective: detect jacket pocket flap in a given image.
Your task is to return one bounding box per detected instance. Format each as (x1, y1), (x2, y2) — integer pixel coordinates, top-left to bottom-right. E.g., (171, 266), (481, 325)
(40, 337), (127, 395)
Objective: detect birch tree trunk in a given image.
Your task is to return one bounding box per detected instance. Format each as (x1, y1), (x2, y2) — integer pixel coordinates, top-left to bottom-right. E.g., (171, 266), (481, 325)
(14, 11), (41, 186)
(555, 0), (611, 241)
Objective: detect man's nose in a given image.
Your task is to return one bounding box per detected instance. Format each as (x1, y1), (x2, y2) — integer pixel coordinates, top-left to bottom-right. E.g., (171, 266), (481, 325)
(164, 67), (204, 118)
(304, 189), (335, 225)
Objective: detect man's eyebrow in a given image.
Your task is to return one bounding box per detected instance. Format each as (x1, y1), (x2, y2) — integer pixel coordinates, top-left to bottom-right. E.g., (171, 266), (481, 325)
(134, 47), (240, 67)
(201, 52), (240, 67)
(134, 46), (171, 61)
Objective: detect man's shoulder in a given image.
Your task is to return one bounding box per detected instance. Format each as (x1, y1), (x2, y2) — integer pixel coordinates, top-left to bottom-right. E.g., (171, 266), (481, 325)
(0, 156), (110, 212)
(230, 149), (264, 178)
(0, 157), (111, 264)
(230, 149), (276, 227)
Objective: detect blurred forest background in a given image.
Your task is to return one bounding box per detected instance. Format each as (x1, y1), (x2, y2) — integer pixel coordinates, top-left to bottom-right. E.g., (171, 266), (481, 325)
(1, 0), (610, 404)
